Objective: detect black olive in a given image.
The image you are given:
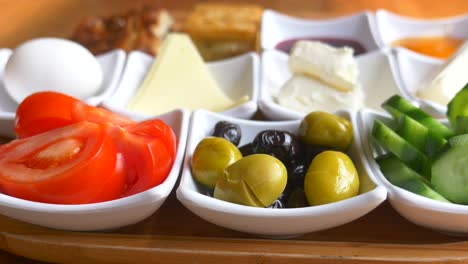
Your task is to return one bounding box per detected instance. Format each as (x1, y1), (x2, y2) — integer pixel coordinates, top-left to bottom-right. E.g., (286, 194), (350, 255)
(212, 121), (242, 146)
(203, 188), (214, 197)
(303, 145), (329, 165)
(251, 130), (303, 167)
(286, 161), (307, 189)
(238, 143), (254, 156)
(268, 193), (286, 208)
(286, 188), (309, 208)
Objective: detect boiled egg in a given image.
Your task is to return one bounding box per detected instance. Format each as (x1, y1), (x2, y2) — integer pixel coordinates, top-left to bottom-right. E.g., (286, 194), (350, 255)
(3, 38), (103, 104)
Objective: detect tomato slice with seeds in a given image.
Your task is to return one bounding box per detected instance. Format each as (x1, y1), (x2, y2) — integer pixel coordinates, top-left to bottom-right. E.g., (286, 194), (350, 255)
(15, 91), (135, 138)
(0, 122), (125, 204)
(11, 91), (178, 201)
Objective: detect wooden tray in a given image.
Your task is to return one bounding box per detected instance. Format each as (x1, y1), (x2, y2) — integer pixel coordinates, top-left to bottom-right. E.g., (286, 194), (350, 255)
(2, 191), (468, 263)
(2, 1), (468, 263)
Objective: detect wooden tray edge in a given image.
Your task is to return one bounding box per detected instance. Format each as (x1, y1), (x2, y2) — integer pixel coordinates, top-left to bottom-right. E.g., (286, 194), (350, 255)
(2, 231), (468, 263)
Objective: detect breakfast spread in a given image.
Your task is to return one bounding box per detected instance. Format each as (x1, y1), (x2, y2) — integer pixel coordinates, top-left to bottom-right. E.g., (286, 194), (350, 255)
(3, 38), (103, 104)
(0, 91), (176, 204)
(127, 33), (248, 115)
(417, 40), (468, 106)
(183, 3), (263, 61)
(191, 111), (359, 208)
(392, 36), (464, 59)
(276, 40), (364, 113)
(72, 6), (174, 56)
(1, 3), (468, 240)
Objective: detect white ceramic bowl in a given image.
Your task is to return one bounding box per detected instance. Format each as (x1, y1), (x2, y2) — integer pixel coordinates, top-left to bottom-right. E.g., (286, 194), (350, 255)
(102, 51), (259, 120)
(261, 9), (380, 53)
(390, 48), (447, 116)
(259, 48), (402, 120)
(0, 109), (190, 231)
(358, 108), (468, 235)
(176, 109), (386, 237)
(0, 49), (126, 138)
(374, 9), (468, 53)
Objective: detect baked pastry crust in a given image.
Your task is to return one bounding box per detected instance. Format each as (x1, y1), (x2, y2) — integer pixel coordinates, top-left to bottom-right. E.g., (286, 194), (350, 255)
(183, 3), (263, 61)
(72, 6), (173, 56)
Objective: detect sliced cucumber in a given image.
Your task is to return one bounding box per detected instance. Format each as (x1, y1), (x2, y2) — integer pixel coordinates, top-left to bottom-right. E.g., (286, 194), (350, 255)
(455, 116), (468, 134)
(448, 134), (468, 147)
(395, 115), (447, 158)
(382, 95), (454, 139)
(432, 144), (468, 204)
(395, 115), (426, 151)
(372, 120), (432, 178)
(377, 154), (449, 203)
(447, 83), (468, 131)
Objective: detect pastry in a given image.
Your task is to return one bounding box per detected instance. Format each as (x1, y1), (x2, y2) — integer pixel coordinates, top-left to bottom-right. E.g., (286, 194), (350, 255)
(183, 3), (263, 61)
(71, 6), (174, 56)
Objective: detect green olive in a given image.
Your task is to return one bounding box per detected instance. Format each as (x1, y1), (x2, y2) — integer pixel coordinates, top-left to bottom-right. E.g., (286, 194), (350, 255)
(304, 151), (359, 206)
(191, 137), (242, 188)
(298, 111), (353, 151)
(214, 154), (287, 207)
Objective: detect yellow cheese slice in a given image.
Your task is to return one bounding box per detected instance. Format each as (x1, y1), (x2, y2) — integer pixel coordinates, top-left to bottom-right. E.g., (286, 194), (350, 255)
(127, 33), (237, 114)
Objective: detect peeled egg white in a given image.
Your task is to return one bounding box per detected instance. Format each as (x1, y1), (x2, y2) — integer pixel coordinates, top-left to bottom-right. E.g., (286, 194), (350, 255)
(3, 38), (103, 103)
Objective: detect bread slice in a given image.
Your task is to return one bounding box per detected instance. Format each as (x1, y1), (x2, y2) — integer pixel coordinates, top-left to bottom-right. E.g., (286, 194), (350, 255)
(72, 6), (174, 56)
(183, 3), (263, 61)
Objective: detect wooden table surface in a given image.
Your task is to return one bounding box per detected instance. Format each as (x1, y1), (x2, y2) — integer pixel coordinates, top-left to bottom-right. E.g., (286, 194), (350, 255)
(0, 0), (468, 263)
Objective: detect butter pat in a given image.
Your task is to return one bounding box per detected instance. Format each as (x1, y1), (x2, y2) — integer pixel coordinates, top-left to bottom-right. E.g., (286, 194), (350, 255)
(127, 33), (238, 114)
(289, 41), (358, 92)
(277, 75), (364, 113)
(417, 41), (468, 106)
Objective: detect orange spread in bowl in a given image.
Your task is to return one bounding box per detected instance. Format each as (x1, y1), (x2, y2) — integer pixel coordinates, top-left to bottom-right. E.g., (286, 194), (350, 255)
(393, 36), (464, 59)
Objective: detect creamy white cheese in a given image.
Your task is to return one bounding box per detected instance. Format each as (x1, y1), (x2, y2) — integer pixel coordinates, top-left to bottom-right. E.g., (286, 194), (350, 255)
(417, 41), (468, 106)
(288, 40), (358, 92)
(276, 75), (364, 113)
(276, 40), (363, 113)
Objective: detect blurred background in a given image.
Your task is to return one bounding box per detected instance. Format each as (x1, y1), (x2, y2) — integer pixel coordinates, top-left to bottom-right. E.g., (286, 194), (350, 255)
(1, 0), (467, 48)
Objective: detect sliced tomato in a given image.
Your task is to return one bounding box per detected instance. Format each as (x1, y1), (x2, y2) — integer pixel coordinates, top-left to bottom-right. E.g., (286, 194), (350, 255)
(107, 120), (177, 197)
(71, 101), (136, 127)
(124, 119), (177, 158)
(13, 91), (178, 199)
(0, 122), (125, 204)
(15, 91), (78, 138)
(15, 91), (135, 138)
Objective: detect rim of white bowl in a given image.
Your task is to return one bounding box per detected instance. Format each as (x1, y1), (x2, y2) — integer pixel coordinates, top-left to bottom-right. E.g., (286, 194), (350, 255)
(390, 47), (447, 115)
(376, 9), (468, 24)
(261, 9), (377, 51)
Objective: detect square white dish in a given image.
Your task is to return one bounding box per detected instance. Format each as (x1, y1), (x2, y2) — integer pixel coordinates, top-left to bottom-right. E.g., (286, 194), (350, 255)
(176, 109), (386, 237)
(0, 108), (190, 231)
(357, 108), (468, 235)
(259, 48), (402, 120)
(390, 48), (447, 116)
(0, 48), (126, 138)
(261, 9), (380, 53)
(374, 9), (468, 53)
(102, 51), (259, 120)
